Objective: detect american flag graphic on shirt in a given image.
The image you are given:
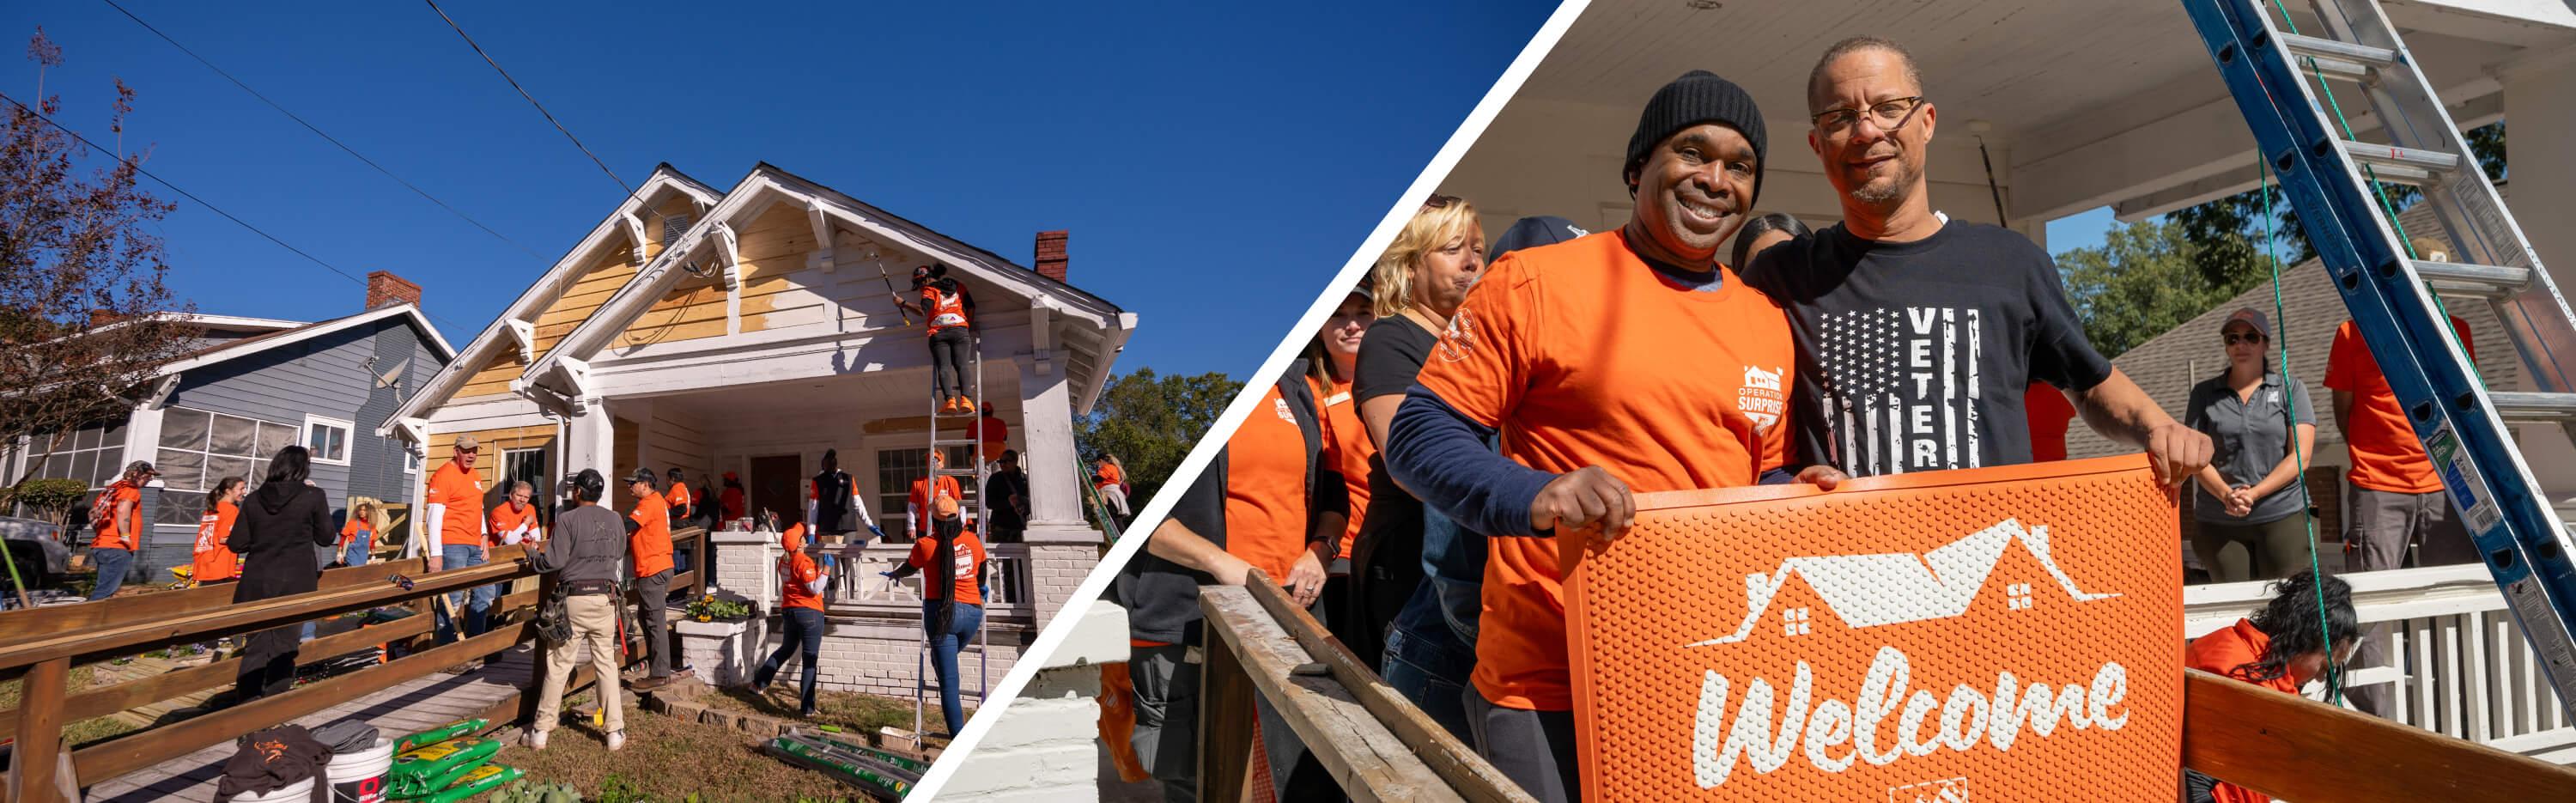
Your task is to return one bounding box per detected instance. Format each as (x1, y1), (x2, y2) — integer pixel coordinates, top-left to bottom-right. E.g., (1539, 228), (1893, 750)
(1816, 306), (1982, 475)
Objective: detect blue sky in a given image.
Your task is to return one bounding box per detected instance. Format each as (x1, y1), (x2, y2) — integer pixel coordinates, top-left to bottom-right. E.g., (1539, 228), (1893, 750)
(2046, 206), (2123, 258)
(8, 0), (1557, 379)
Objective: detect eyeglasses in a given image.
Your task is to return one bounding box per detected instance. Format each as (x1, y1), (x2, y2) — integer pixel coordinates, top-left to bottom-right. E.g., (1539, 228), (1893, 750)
(2222, 332), (2266, 346)
(1812, 96), (1927, 134)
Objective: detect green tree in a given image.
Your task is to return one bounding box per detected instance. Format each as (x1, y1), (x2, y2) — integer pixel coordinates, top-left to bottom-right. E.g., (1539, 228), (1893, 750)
(2060, 219), (2239, 356)
(1076, 368), (1242, 514)
(2172, 121), (2505, 289)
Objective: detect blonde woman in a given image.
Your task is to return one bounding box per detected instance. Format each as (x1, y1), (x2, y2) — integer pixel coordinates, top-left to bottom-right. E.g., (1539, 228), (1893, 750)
(1345, 194), (1485, 738)
(337, 501), (383, 568)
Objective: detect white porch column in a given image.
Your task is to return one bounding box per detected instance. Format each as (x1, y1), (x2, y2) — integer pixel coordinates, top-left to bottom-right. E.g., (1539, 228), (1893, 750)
(565, 397), (617, 477)
(1018, 355), (1084, 527)
(2502, 57), (2576, 502)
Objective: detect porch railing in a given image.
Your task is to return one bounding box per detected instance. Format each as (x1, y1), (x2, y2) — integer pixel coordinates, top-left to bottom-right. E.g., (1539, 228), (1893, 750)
(2185, 564), (2576, 762)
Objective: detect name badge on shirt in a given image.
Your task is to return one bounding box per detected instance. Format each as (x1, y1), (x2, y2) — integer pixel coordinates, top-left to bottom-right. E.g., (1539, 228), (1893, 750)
(2265, 389), (2280, 405)
(1274, 397), (1295, 423)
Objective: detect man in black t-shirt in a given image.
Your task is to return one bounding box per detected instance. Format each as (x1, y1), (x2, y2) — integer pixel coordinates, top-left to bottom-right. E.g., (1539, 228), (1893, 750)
(984, 450), (1030, 544)
(1746, 36), (2210, 482)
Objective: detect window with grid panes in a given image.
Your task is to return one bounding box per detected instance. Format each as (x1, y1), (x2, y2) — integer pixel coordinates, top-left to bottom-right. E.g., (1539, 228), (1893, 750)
(17, 418), (125, 518)
(875, 447), (979, 542)
(155, 407), (293, 526)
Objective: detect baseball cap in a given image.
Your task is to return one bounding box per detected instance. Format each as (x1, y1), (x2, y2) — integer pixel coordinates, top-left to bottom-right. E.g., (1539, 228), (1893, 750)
(2221, 307), (2272, 341)
(933, 495), (961, 520)
(628, 468), (659, 486)
(453, 434), (480, 452)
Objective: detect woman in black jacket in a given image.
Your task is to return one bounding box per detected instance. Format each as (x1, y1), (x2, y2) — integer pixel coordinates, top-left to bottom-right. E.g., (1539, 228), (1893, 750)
(227, 446), (337, 702)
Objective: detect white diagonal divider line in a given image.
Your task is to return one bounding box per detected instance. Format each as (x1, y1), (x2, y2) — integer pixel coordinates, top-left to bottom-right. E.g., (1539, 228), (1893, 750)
(902, 1), (1596, 797)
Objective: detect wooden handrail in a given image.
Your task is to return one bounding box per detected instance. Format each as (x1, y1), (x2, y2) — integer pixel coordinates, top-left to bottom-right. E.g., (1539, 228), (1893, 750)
(2182, 668), (2576, 800)
(0, 557), (428, 652)
(2, 528), (706, 802)
(0, 528), (706, 676)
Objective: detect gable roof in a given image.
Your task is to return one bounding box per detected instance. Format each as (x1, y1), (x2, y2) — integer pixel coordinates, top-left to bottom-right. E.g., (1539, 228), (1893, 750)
(153, 302), (454, 378)
(383, 165), (727, 432)
(520, 161), (1133, 411)
(2069, 193), (2524, 459)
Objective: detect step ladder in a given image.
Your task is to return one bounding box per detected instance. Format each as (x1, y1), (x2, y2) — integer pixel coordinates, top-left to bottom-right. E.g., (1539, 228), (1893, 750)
(918, 329), (991, 739)
(2180, 0), (2576, 714)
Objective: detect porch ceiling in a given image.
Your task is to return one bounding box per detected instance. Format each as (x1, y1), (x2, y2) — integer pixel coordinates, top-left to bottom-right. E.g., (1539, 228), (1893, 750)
(1444, 0), (2571, 231)
(637, 367), (1024, 424)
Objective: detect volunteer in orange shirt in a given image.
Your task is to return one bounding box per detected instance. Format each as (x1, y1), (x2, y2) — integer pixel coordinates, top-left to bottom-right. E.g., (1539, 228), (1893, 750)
(975, 402), (1009, 464)
(2184, 569), (2358, 802)
(337, 501), (381, 568)
(192, 477), (248, 585)
(2328, 313), (2474, 717)
(752, 512), (830, 717)
(887, 496), (987, 737)
(665, 468), (696, 575)
(718, 471), (747, 523)
(1308, 281), (1376, 640)
(1385, 71), (1838, 801)
(894, 263), (980, 415)
(1113, 362), (1348, 800)
(908, 451), (964, 541)
(1091, 454), (1130, 527)
(623, 468), (678, 688)
(85, 460), (158, 601)
(489, 481), (544, 547)
(423, 434), (489, 643)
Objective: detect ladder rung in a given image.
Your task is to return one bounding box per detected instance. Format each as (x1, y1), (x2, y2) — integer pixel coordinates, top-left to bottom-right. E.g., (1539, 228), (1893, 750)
(2278, 32), (2394, 81)
(2342, 141), (2458, 186)
(936, 468), (981, 478)
(2413, 260), (2534, 299)
(2490, 392), (2576, 424)
(931, 438), (981, 446)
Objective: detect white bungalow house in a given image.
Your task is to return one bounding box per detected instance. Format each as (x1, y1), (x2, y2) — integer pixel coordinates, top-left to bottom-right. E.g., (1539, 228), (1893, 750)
(381, 162), (1133, 697)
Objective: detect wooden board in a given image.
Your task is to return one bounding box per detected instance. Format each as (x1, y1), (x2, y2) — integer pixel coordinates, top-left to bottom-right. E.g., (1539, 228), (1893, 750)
(1198, 586), (1465, 803)
(2182, 668), (2576, 800)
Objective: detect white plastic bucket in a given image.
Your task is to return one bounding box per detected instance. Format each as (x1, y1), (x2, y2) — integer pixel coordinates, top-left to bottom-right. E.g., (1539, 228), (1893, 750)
(228, 777), (314, 803)
(326, 741), (395, 803)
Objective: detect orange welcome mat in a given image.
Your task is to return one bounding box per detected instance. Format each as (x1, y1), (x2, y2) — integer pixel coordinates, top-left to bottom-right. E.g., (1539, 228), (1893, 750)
(1565, 453), (2183, 801)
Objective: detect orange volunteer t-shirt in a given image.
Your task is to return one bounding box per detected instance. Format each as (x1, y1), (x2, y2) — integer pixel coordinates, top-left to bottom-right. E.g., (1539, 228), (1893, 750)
(2185, 618), (2303, 803)
(423, 459), (486, 555)
(1413, 228), (1795, 711)
(337, 519), (370, 551)
(778, 523), (827, 611)
(908, 475), (963, 538)
(1315, 375), (1372, 559)
(192, 502), (241, 582)
(909, 529), (989, 605)
(628, 490), (674, 578)
(668, 481), (693, 514)
(923, 285), (971, 334)
(89, 480), (143, 551)
(2325, 317), (2472, 493)
(1094, 460), (1124, 490)
(2026, 380), (2076, 462)
(489, 502), (542, 546)
(1224, 383), (1317, 581)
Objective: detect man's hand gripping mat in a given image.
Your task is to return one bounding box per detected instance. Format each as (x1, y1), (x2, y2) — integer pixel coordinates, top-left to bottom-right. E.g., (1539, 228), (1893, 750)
(1565, 454), (2181, 801)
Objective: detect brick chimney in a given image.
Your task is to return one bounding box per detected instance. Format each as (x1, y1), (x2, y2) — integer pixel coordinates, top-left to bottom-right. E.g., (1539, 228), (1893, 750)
(366, 271), (422, 311)
(1034, 231), (1069, 283)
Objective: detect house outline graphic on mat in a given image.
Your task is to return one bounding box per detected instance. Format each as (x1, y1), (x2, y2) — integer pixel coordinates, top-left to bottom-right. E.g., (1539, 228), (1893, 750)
(1684, 518), (2119, 648)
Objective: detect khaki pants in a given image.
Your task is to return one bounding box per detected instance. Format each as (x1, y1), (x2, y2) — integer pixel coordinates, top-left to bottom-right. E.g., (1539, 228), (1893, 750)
(535, 593), (624, 736)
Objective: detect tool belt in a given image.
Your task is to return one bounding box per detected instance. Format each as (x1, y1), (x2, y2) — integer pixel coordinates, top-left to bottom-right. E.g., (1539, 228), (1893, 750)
(564, 579), (619, 596)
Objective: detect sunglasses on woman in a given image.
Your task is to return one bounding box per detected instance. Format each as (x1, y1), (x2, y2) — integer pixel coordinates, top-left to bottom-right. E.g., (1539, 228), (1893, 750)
(2222, 332), (2265, 346)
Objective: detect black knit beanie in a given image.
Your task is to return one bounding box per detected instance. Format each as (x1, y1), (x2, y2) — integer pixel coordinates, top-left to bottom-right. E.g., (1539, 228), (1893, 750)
(1624, 70), (1768, 207)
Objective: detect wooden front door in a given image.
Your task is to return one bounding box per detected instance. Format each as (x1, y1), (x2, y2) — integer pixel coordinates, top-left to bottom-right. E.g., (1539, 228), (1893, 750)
(748, 454), (802, 526)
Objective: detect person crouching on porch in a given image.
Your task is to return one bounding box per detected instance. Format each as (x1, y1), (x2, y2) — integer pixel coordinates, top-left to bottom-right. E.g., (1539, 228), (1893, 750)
(884, 495), (987, 738)
(753, 511), (830, 717)
(528, 469), (629, 752)
(2183, 569), (2359, 802)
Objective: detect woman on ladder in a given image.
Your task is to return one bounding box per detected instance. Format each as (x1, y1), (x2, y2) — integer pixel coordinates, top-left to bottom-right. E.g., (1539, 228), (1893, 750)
(885, 495), (987, 738)
(894, 264), (979, 415)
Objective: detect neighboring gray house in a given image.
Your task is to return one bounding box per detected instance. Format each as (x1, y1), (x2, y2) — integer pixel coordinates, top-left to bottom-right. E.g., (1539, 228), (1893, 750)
(3, 273), (453, 584)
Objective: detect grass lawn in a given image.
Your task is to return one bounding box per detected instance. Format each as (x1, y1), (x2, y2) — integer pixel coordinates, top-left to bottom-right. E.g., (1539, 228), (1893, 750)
(0, 666), (143, 747)
(699, 684), (957, 737)
(493, 690), (880, 803)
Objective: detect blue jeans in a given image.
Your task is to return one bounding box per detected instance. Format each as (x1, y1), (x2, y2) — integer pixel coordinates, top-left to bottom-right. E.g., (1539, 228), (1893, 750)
(1384, 583), (1478, 746)
(755, 606), (828, 714)
(434, 546), (493, 644)
(87, 547), (132, 601)
(342, 532), (372, 567)
(922, 599), (984, 736)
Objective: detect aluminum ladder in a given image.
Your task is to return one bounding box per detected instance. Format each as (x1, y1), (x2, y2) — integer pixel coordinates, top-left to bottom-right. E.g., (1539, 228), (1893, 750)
(2179, 0), (2576, 714)
(916, 329), (991, 739)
